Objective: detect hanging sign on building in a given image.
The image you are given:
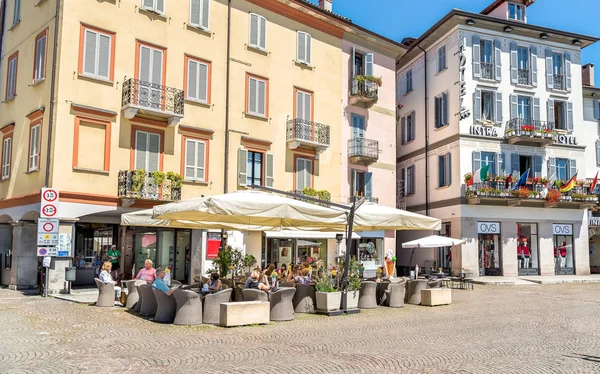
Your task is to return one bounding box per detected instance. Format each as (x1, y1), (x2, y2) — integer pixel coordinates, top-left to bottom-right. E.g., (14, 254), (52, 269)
(40, 188), (60, 218)
(456, 38), (471, 120)
(553, 224), (573, 236)
(37, 218), (59, 246)
(477, 222), (500, 234)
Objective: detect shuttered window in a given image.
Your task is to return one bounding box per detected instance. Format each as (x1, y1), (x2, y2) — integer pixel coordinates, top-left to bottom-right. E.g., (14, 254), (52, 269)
(34, 32), (47, 82)
(249, 13), (267, 51)
(296, 157), (312, 191)
(29, 124), (41, 172)
(246, 150), (263, 187)
(186, 58), (209, 103)
(82, 28), (112, 80)
(247, 75), (267, 117)
(12, 0), (20, 26)
(434, 92), (449, 128)
(405, 70), (413, 93)
(438, 153), (452, 187)
(189, 0), (210, 30)
(134, 130), (161, 172)
(437, 45), (446, 72)
(296, 31), (312, 65)
(184, 139), (207, 182)
(141, 0), (165, 15)
(406, 166), (415, 195)
(295, 90), (312, 121)
(6, 54), (17, 100)
(2, 137), (11, 180)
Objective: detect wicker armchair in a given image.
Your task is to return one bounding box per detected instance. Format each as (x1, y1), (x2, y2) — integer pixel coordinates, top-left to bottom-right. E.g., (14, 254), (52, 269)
(384, 279), (407, 308)
(405, 280), (429, 305)
(174, 289), (202, 326)
(242, 289), (268, 302)
(203, 288), (232, 324)
(234, 284), (244, 302)
(358, 281), (378, 309)
(153, 288), (177, 323)
(292, 284), (316, 313)
(428, 280), (442, 289)
(139, 284), (158, 317)
(270, 287), (296, 321)
(125, 280), (146, 309)
(94, 278), (115, 307)
(134, 284), (143, 313)
(280, 282), (295, 288)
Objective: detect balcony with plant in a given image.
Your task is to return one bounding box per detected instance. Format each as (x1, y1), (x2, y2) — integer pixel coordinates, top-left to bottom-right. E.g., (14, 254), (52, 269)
(505, 118), (555, 146)
(289, 188), (332, 207)
(118, 170), (183, 202)
(349, 75), (381, 107)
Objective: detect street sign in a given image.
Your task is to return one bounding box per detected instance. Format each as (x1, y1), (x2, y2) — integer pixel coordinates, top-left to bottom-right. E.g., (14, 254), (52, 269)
(37, 218), (59, 246)
(40, 188), (59, 218)
(37, 247), (58, 257)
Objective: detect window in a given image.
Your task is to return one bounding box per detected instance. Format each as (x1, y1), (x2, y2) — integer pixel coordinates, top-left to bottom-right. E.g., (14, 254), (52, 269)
(509, 3), (525, 21)
(247, 150), (263, 186)
(73, 117), (110, 171)
(351, 170), (372, 200)
(246, 74), (267, 117)
(28, 123), (41, 172)
(405, 166), (415, 195)
(401, 112), (415, 144)
(438, 153), (451, 188)
(556, 158), (568, 181)
(2, 137), (11, 180)
(34, 31), (47, 82)
(296, 157), (312, 191)
(351, 48), (374, 78)
(517, 96), (531, 120)
(137, 42), (165, 111)
(480, 39), (493, 79)
(134, 130), (161, 172)
(481, 152), (496, 177)
(434, 92), (448, 128)
(405, 70), (412, 93)
(554, 101), (567, 130)
(81, 26), (114, 81)
(141, 0), (165, 15)
(12, 0), (20, 27)
(248, 13), (267, 51)
(437, 45), (446, 73)
(189, 0), (209, 30)
(481, 90), (495, 122)
(5, 53), (17, 100)
(185, 56), (210, 103)
(296, 32), (312, 65)
(517, 46), (529, 85)
(184, 138), (207, 182)
(295, 89), (312, 121)
(552, 53), (564, 90)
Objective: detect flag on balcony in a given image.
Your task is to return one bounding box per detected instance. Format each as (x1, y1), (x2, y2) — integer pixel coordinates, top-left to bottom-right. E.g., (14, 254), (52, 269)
(590, 171), (599, 194)
(504, 174), (512, 190)
(512, 168), (530, 190)
(473, 165), (490, 184)
(559, 173), (578, 193)
(540, 173), (555, 199)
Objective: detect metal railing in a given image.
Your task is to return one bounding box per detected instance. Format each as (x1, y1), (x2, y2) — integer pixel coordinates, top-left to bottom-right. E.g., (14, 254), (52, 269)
(481, 63), (494, 80)
(289, 190), (331, 207)
(350, 77), (378, 100)
(348, 138), (378, 160)
(466, 181), (597, 202)
(506, 118), (555, 138)
(397, 180), (406, 210)
(122, 78), (184, 115)
(117, 170), (181, 201)
(348, 195), (379, 204)
(553, 74), (564, 90)
(517, 69), (530, 85)
(286, 118), (330, 147)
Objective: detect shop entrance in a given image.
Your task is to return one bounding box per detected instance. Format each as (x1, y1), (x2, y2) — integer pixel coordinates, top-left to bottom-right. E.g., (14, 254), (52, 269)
(437, 223), (452, 271)
(517, 223), (539, 276)
(553, 224), (574, 275)
(266, 237), (327, 267)
(133, 229), (191, 282)
(477, 222), (502, 276)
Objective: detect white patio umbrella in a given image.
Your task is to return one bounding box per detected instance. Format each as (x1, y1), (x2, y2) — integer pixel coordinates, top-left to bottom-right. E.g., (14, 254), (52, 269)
(353, 202), (441, 232)
(402, 235), (465, 248)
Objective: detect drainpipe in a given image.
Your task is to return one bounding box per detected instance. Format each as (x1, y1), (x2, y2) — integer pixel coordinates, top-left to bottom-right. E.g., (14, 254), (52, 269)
(417, 44), (430, 216)
(0, 1), (7, 63)
(44, 0), (60, 187)
(223, 0), (232, 194)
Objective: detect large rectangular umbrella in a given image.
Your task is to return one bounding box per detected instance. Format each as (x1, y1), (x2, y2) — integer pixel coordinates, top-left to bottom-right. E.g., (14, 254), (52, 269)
(402, 235), (465, 248)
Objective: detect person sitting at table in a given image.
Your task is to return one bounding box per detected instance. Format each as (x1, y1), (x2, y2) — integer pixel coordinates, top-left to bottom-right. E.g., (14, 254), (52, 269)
(245, 270), (270, 292)
(153, 269), (175, 296)
(136, 259), (157, 283)
(278, 263), (287, 280)
(207, 272), (222, 293)
(99, 261), (122, 304)
(300, 268), (312, 285)
(288, 265), (302, 283)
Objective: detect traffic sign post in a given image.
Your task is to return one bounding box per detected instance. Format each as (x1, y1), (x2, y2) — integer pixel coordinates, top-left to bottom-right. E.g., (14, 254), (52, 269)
(37, 218), (59, 246)
(37, 247), (58, 257)
(40, 188), (59, 218)
(39, 188), (60, 298)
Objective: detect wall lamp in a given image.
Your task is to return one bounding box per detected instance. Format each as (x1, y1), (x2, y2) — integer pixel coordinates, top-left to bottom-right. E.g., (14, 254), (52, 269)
(466, 19), (476, 25)
(504, 26), (514, 32)
(540, 33), (549, 39)
(573, 39), (582, 46)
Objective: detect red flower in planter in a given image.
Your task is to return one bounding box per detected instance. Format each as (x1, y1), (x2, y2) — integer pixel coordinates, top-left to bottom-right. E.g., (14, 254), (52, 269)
(520, 125), (534, 132)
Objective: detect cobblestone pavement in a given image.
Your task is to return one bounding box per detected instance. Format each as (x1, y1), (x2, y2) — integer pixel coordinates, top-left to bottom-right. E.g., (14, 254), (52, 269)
(1, 284), (600, 374)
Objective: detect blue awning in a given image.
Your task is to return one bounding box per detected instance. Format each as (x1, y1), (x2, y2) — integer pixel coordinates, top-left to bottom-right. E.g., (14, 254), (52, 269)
(357, 231), (385, 238)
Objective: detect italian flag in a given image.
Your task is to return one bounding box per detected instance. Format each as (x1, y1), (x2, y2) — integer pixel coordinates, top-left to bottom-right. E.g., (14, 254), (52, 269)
(469, 165), (490, 185)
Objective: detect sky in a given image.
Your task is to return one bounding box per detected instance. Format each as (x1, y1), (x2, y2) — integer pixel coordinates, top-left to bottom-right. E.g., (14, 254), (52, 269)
(307, 0), (600, 84)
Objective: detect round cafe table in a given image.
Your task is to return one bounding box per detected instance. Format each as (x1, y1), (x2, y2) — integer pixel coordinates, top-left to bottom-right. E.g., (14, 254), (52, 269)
(404, 279), (429, 305)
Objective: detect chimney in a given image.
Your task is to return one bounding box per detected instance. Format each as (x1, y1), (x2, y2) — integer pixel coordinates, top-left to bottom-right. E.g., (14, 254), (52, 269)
(318, 0), (332, 12)
(583, 63), (595, 87)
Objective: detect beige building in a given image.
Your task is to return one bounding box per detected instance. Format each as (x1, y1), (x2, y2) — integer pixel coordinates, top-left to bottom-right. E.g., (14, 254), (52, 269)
(0, 0), (402, 290)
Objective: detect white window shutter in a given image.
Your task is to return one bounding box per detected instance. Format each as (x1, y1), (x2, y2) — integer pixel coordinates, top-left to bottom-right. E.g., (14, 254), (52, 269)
(34, 36), (46, 81)
(365, 53), (374, 76)
(265, 153), (274, 187)
(97, 34), (111, 79)
(184, 139), (196, 179)
(472, 35), (481, 79)
(139, 46), (151, 82)
(259, 16), (267, 50)
(155, 0), (165, 15)
(258, 80), (266, 116)
(297, 32), (306, 63)
(248, 77), (257, 114)
(142, 0), (154, 11)
(151, 49), (162, 85)
(295, 90), (303, 119)
(305, 34), (312, 65)
(84, 30), (97, 75)
(249, 14), (259, 47)
(190, 0), (201, 26)
(495, 92), (502, 124)
(198, 62), (208, 102)
(530, 46), (538, 87)
(296, 158), (305, 190)
(494, 39), (501, 81)
(474, 89), (481, 122)
(547, 99), (554, 125)
(187, 60), (198, 100)
(567, 101), (574, 133)
(304, 92), (311, 121)
(196, 141), (206, 181)
(135, 131), (147, 170)
(510, 42), (518, 84)
(238, 148), (248, 187)
(545, 48), (553, 89)
(510, 94), (518, 120)
(148, 133), (160, 172)
(201, 0), (210, 29)
(13, 0), (20, 25)
(565, 53), (572, 92)
(533, 97), (541, 121)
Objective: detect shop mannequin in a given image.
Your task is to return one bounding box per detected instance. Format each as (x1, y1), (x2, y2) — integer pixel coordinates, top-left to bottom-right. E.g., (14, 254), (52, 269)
(559, 241), (567, 268)
(517, 242), (524, 269)
(522, 239), (530, 268)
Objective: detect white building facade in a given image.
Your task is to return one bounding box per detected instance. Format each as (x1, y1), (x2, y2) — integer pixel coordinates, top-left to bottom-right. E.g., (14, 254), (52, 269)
(396, 0), (599, 277)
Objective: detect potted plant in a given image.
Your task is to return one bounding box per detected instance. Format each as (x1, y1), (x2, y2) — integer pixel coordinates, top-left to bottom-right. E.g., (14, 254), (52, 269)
(242, 254), (257, 275)
(464, 173), (473, 185)
(315, 271), (341, 312)
(338, 257), (361, 309)
(545, 189), (560, 203)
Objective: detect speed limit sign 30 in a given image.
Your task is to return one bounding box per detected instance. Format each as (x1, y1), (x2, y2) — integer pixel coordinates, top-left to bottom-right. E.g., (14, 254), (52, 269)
(40, 188), (60, 218)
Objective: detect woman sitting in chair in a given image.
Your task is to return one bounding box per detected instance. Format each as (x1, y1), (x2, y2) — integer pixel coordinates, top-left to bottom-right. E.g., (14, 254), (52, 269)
(99, 261), (121, 305)
(245, 270), (270, 292)
(207, 272), (222, 293)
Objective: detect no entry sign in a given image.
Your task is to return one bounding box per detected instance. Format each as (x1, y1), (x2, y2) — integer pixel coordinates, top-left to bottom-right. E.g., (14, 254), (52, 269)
(40, 188), (59, 218)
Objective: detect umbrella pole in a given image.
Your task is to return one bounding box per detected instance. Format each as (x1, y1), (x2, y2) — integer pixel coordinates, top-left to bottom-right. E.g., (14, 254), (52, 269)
(341, 200), (355, 314)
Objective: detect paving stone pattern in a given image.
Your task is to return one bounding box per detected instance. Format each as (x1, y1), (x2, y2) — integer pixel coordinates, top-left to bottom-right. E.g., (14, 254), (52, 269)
(1, 284), (600, 373)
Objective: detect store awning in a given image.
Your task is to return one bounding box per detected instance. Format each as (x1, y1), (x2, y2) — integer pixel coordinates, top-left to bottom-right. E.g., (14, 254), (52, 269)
(264, 230), (360, 239)
(357, 231), (385, 238)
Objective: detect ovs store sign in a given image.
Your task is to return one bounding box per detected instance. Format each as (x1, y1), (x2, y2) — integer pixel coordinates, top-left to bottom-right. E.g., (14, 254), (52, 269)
(553, 224), (573, 236)
(478, 222), (500, 234)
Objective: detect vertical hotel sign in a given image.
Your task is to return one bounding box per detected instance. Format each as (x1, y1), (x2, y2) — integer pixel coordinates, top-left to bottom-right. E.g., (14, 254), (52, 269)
(457, 37), (471, 120)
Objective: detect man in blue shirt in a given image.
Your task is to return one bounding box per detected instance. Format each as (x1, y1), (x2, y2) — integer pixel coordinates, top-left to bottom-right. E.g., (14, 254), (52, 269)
(152, 269), (174, 296)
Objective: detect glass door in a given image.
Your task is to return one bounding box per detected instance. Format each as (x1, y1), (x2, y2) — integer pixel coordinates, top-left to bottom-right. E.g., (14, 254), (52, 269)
(175, 230), (191, 282)
(479, 234), (502, 276)
(157, 230), (175, 271)
(134, 231), (157, 274)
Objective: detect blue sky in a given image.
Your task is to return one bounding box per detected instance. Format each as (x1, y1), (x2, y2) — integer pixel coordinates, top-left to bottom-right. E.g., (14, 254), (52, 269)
(308, 0), (600, 84)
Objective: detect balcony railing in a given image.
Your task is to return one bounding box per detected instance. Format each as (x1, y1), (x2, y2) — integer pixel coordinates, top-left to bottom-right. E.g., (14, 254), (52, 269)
(517, 69), (530, 85)
(289, 189), (331, 207)
(118, 170), (181, 202)
(286, 118), (330, 153)
(121, 78), (184, 125)
(481, 62), (494, 80)
(349, 77), (378, 107)
(348, 195), (379, 204)
(505, 118), (555, 145)
(553, 74), (564, 90)
(348, 138), (379, 165)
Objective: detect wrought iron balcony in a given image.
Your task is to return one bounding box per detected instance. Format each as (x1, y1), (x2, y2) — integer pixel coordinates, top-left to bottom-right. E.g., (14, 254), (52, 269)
(553, 74), (565, 90)
(289, 189), (331, 207)
(118, 170), (181, 202)
(348, 195), (379, 204)
(121, 78), (184, 126)
(517, 69), (530, 85)
(505, 118), (555, 146)
(480, 62), (494, 80)
(348, 138), (379, 166)
(286, 118), (330, 154)
(349, 77), (378, 107)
